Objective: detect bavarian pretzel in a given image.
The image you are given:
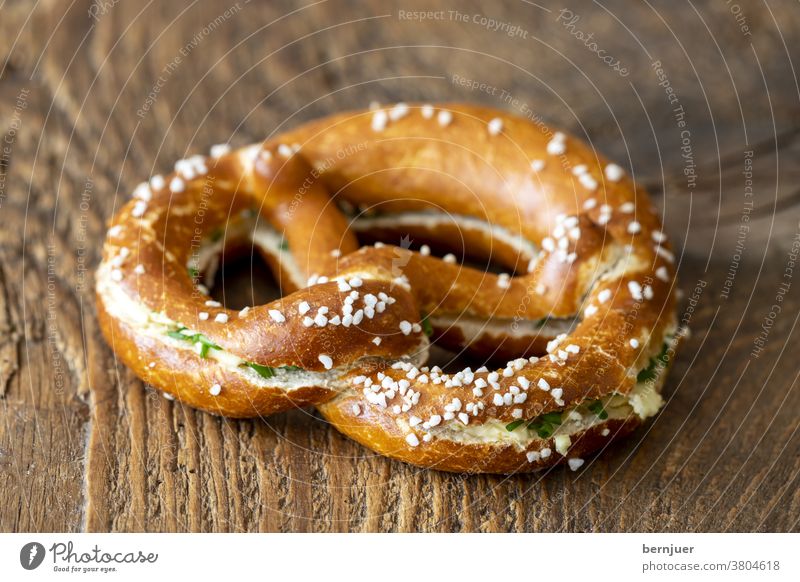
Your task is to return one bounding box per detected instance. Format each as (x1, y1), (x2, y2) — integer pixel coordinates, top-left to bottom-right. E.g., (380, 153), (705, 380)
(97, 103), (679, 473)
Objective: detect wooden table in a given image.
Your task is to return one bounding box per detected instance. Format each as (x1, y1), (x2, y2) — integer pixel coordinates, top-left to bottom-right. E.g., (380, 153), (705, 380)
(1, 0), (798, 532)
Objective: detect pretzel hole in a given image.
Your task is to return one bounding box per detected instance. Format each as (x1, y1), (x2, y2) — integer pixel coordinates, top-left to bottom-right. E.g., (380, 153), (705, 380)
(193, 233), (287, 311)
(426, 343), (484, 373)
(424, 330), (564, 372)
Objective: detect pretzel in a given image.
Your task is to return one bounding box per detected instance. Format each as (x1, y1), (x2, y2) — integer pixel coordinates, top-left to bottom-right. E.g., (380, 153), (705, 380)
(97, 103), (679, 473)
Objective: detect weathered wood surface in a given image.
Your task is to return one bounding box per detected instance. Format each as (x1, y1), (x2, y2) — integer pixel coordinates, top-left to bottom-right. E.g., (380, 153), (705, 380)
(1, 0), (799, 532)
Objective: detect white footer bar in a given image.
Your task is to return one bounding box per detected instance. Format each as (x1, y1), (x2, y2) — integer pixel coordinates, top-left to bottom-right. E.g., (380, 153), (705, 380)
(1, 533), (797, 580)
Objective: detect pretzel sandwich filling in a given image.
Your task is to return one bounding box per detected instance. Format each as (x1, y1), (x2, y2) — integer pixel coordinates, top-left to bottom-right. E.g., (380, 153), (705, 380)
(97, 103), (679, 473)
(97, 254), (672, 405)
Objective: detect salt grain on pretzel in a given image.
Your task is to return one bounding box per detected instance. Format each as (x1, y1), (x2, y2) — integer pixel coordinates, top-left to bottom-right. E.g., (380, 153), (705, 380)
(97, 103), (679, 473)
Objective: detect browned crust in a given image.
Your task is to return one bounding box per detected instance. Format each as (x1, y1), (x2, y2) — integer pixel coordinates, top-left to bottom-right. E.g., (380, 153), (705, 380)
(317, 394), (641, 473)
(96, 293), (337, 418)
(319, 349), (676, 473)
(96, 102), (679, 471)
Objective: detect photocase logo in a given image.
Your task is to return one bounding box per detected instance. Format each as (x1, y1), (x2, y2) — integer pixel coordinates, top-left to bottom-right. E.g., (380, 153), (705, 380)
(20, 542), (46, 570)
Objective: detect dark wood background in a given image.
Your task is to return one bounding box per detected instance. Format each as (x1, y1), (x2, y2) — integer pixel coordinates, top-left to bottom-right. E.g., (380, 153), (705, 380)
(1, 0), (799, 532)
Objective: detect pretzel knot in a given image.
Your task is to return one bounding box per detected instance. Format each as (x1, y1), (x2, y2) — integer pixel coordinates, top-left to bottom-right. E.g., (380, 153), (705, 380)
(97, 104), (679, 473)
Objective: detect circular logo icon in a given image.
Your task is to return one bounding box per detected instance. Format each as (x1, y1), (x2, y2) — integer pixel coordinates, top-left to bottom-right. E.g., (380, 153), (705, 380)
(20, 542), (45, 570)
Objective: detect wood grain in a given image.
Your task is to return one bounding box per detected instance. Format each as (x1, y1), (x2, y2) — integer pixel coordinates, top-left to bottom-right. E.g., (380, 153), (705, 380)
(1, 0), (799, 532)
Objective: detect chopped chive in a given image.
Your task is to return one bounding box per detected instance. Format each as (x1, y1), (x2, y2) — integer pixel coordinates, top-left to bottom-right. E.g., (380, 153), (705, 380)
(588, 400), (608, 420)
(245, 362), (275, 379)
(531, 423), (555, 439)
(535, 316), (551, 328)
(210, 228), (224, 242)
(188, 266), (200, 279)
(527, 411), (562, 438)
(196, 334), (220, 351)
(505, 419), (525, 431)
(165, 328), (220, 359)
(243, 362), (303, 378)
(637, 343), (670, 383)
(279, 238), (290, 251)
(420, 313), (433, 337)
(539, 412), (563, 424)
